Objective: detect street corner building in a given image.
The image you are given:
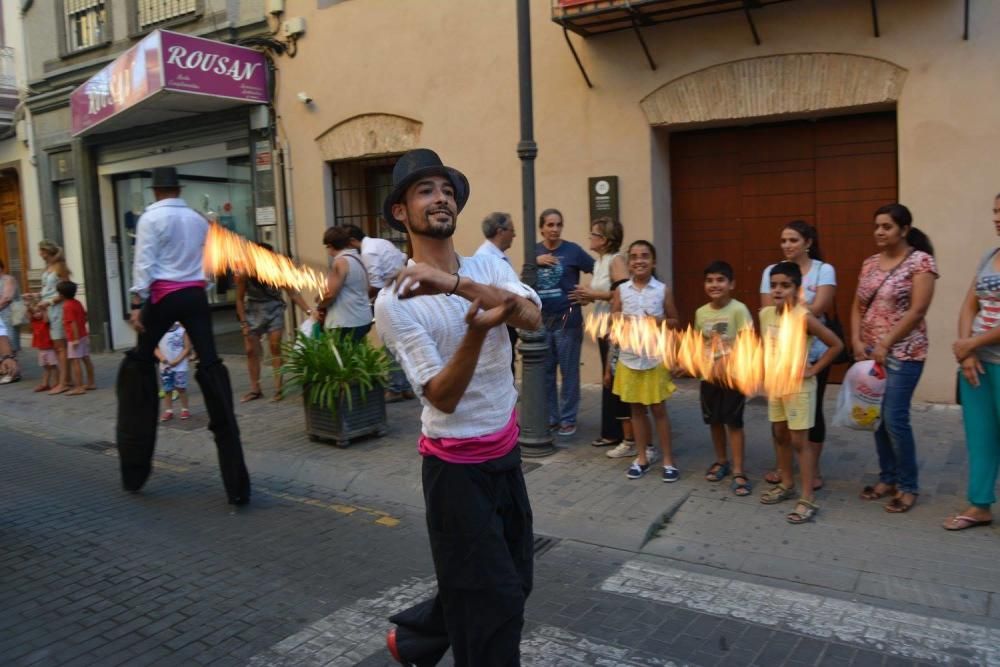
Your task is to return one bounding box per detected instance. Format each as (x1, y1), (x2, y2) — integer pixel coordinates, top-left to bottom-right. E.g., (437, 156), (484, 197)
(269, 0), (994, 404)
(12, 0), (1000, 403)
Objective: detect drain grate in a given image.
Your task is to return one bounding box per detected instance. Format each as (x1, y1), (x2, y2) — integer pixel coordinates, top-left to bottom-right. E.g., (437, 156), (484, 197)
(532, 535), (559, 558)
(80, 441), (115, 452)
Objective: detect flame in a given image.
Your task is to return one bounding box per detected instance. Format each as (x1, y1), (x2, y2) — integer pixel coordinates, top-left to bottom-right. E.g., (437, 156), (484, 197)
(203, 223), (325, 293)
(587, 308), (808, 397)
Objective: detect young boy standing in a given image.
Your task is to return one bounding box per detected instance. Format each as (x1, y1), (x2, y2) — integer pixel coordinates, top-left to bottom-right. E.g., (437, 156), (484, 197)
(156, 322), (192, 421)
(759, 262), (843, 523)
(57, 281), (95, 396)
(694, 261), (754, 496)
(28, 299), (58, 392)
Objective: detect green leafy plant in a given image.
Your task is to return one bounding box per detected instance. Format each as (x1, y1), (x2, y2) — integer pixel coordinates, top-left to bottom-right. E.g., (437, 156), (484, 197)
(281, 330), (391, 412)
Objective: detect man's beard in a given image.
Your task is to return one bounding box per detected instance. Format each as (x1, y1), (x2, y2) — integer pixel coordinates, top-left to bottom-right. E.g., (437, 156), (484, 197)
(411, 209), (457, 239)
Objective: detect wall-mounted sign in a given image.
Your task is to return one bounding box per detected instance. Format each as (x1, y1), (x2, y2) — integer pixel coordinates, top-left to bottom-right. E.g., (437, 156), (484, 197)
(70, 30), (269, 137)
(588, 176), (619, 223)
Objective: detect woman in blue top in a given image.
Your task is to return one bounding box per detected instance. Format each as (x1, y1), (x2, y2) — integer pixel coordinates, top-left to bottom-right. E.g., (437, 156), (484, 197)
(536, 208), (594, 436)
(759, 221), (837, 490)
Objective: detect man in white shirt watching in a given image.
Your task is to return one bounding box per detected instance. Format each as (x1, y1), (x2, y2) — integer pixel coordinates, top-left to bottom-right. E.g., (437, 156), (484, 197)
(375, 150), (541, 666)
(117, 167), (250, 506)
(344, 223), (415, 402)
(475, 211), (519, 375)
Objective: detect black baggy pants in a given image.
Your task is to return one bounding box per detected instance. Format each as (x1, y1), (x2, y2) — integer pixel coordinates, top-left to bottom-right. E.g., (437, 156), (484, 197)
(389, 447), (534, 666)
(115, 287), (250, 503)
(598, 335), (627, 441)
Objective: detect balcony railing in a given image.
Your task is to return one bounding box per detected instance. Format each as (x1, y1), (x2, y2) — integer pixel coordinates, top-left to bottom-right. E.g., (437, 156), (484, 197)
(0, 46), (19, 129)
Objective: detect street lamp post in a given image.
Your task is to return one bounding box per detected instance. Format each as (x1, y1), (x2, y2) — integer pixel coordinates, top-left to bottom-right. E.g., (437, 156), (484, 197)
(516, 0), (555, 457)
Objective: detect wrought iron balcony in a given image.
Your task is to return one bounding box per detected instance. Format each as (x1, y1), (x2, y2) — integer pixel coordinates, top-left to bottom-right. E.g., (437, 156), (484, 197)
(0, 46), (18, 130)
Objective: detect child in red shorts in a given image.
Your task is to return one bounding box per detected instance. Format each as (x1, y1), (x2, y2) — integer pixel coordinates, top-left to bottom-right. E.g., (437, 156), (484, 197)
(57, 281), (95, 395)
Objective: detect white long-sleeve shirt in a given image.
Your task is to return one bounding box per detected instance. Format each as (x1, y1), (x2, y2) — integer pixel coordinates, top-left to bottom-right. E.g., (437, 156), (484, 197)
(130, 198), (208, 300)
(360, 236), (406, 290)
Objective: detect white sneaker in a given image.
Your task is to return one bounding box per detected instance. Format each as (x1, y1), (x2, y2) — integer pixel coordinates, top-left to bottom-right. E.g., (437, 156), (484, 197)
(606, 439), (636, 459)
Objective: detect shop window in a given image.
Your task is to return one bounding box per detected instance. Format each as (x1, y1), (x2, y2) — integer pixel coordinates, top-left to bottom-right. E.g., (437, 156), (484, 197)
(330, 156), (406, 251)
(112, 156), (253, 309)
(134, 0), (200, 32)
(63, 0), (108, 53)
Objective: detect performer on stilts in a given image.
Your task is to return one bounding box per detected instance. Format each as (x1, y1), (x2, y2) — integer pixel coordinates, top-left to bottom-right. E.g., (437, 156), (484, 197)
(376, 149), (542, 666)
(116, 167), (251, 505)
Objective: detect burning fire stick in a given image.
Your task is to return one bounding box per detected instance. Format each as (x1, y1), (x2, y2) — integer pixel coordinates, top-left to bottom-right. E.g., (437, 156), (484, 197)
(585, 309), (808, 398)
(203, 223), (326, 294)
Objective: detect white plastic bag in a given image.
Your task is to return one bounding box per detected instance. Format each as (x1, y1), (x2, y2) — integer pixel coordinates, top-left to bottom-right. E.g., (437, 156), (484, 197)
(298, 315), (320, 339)
(833, 360), (887, 431)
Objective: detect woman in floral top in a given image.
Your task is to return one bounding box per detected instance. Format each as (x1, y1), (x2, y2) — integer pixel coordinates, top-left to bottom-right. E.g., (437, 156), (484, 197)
(945, 194), (1000, 531)
(851, 204), (937, 514)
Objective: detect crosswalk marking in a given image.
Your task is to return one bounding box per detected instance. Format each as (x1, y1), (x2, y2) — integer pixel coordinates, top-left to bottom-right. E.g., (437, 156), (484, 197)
(601, 559), (1000, 666)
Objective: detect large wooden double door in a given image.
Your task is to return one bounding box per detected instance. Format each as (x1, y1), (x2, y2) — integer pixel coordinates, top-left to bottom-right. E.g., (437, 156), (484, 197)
(0, 169), (27, 293)
(670, 112), (898, 379)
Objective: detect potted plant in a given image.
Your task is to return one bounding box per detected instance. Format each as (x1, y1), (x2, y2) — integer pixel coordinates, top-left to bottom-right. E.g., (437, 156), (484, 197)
(281, 329), (392, 447)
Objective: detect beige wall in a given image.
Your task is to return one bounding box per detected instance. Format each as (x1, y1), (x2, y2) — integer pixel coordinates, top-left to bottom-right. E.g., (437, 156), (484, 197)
(277, 0), (1000, 402)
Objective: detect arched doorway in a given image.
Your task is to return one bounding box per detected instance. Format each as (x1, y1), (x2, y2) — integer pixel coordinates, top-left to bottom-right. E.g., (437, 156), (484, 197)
(0, 168), (27, 293)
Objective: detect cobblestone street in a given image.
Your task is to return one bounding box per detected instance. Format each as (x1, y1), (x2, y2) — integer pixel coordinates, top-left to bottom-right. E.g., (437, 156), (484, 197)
(2, 354), (997, 666)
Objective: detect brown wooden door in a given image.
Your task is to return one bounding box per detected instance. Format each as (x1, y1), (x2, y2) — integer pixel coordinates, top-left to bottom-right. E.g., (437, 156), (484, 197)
(670, 113), (898, 381)
(0, 169), (27, 293)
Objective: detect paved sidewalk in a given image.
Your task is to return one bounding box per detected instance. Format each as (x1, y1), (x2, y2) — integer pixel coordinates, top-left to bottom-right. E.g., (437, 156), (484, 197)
(2, 352), (996, 627)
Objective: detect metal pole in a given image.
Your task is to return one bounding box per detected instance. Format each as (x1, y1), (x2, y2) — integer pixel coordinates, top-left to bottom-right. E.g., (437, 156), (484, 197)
(516, 0), (554, 457)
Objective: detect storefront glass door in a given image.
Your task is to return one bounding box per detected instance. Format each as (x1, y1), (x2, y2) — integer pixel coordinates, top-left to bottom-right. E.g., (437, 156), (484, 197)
(112, 156), (253, 308)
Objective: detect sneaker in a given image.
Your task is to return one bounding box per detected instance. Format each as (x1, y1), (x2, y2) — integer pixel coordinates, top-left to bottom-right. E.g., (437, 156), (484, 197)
(179, 409), (191, 420)
(557, 424), (577, 437)
(606, 440), (636, 459)
(663, 466), (680, 483)
(627, 462), (650, 480)
(159, 410), (174, 422)
(644, 445), (660, 465)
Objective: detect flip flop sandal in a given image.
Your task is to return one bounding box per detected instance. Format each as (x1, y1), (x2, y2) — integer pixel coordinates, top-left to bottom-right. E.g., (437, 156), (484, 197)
(240, 390), (264, 403)
(859, 484), (896, 500)
(704, 461), (731, 482)
(787, 498), (819, 524)
(942, 515), (993, 531)
(730, 474), (752, 497)
(885, 494), (917, 513)
(760, 483), (796, 505)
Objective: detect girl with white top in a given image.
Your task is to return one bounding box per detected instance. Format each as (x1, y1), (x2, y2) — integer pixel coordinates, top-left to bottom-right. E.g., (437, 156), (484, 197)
(571, 217), (634, 452)
(321, 226), (373, 341)
(606, 240), (681, 482)
(759, 221), (837, 490)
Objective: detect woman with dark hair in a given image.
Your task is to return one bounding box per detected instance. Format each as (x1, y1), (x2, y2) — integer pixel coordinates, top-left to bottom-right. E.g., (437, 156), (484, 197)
(945, 193), (1000, 531)
(759, 221), (836, 490)
(852, 203), (937, 514)
(536, 208), (594, 437)
(572, 217), (635, 453)
(322, 225), (373, 342)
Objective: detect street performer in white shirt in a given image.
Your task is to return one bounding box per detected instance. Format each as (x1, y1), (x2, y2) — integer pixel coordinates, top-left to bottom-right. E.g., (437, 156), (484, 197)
(376, 150), (541, 666)
(117, 167), (250, 506)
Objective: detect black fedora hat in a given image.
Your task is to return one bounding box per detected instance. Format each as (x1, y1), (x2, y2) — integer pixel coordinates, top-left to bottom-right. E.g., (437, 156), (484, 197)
(381, 149), (470, 233)
(149, 166), (182, 189)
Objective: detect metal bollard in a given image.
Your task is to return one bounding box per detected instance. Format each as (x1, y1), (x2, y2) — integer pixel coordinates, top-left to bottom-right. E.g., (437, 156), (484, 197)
(517, 326), (555, 457)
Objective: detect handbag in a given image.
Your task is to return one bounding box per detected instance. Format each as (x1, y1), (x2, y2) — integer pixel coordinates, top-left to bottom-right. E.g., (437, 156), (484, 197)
(8, 298), (27, 327)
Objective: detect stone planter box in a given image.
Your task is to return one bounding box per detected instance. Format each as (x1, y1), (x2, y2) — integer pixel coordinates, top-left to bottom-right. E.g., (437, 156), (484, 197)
(302, 383), (387, 447)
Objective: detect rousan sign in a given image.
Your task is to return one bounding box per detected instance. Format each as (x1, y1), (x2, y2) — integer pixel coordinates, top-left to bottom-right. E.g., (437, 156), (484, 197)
(70, 30), (268, 136)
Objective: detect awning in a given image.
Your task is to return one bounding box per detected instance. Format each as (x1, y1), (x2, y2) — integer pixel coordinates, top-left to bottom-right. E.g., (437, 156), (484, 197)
(70, 30), (269, 137)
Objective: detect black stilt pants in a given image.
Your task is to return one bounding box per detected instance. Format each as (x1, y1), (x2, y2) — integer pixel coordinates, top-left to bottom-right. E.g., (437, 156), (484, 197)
(389, 447), (534, 666)
(115, 287), (250, 503)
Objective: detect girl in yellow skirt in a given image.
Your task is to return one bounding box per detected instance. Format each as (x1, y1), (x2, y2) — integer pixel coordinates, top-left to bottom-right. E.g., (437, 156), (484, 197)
(604, 240), (681, 481)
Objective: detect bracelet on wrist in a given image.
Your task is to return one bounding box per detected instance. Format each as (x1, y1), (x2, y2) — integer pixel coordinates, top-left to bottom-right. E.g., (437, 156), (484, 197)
(445, 273), (461, 296)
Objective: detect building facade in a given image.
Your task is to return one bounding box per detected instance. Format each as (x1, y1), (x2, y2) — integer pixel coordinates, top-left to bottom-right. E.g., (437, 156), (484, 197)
(23, 0), (281, 351)
(273, 0), (995, 403)
(0, 0), (42, 310)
